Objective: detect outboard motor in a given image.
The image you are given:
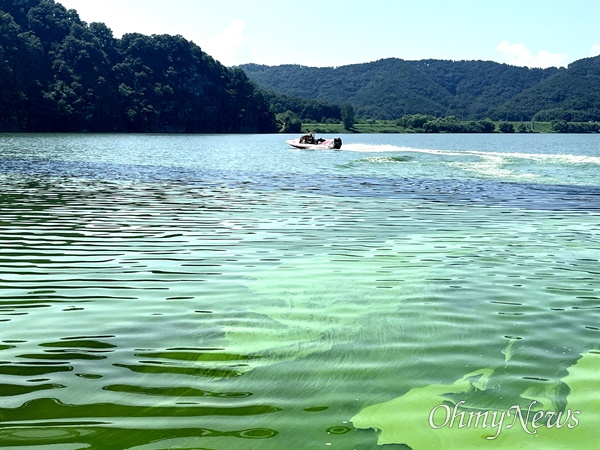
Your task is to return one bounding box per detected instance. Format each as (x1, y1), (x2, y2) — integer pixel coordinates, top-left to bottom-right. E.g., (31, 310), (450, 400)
(333, 138), (342, 149)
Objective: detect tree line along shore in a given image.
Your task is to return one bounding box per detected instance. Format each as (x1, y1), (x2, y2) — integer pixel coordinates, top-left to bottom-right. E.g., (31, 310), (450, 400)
(296, 117), (599, 134)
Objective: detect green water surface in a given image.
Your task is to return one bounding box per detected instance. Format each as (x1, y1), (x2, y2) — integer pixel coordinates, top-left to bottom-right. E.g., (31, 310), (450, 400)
(0, 134), (598, 449)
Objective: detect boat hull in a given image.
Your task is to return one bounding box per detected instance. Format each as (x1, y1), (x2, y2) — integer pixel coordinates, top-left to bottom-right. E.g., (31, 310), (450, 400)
(285, 138), (342, 150)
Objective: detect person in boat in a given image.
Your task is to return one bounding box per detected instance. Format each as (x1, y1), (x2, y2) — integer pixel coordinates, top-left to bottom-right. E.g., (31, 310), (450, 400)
(299, 132), (315, 144)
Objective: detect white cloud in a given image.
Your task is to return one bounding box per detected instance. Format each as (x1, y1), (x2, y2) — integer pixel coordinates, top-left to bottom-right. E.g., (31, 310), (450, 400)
(592, 43), (600, 56)
(496, 41), (568, 68)
(202, 20), (248, 66)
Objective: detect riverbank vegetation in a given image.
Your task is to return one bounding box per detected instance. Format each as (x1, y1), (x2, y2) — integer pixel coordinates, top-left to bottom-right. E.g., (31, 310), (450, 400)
(299, 116), (599, 134)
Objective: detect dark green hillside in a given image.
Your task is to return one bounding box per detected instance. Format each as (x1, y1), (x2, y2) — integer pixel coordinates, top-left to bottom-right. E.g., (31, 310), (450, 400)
(345, 58), (454, 119)
(491, 55), (600, 122)
(240, 56), (598, 122)
(409, 59), (558, 119)
(241, 59), (455, 119)
(0, 0), (276, 132)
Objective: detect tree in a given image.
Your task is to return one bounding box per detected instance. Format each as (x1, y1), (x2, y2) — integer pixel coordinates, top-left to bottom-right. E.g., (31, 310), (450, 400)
(26, 0), (78, 52)
(498, 121), (514, 133)
(0, 11), (47, 130)
(342, 103), (356, 130)
(276, 110), (301, 133)
(551, 120), (569, 133)
(478, 119), (496, 133)
(45, 22), (119, 130)
(517, 123), (528, 133)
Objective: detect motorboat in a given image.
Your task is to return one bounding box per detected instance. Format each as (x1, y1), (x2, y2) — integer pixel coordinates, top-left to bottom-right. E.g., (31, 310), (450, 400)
(286, 136), (342, 150)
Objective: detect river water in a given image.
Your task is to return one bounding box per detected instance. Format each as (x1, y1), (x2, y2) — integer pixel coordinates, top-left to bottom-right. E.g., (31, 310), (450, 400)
(0, 133), (598, 449)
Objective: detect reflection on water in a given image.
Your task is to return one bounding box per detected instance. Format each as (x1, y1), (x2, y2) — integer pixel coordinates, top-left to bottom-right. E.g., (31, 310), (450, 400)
(0, 134), (598, 449)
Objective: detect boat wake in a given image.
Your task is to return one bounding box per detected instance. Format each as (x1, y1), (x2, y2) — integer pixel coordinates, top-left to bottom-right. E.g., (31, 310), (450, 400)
(340, 143), (412, 153)
(340, 142), (600, 186)
(342, 143), (600, 165)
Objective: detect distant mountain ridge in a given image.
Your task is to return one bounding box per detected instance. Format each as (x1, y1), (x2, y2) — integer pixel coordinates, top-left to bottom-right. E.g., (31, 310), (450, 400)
(240, 56), (600, 121)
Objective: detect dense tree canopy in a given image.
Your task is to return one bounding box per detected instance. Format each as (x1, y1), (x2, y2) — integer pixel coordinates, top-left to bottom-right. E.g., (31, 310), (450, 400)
(0, 0), (276, 132)
(263, 91), (342, 124)
(396, 114), (497, 133)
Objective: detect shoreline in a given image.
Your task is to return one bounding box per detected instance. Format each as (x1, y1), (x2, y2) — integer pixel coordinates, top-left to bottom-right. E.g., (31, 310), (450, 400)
(301, 120), (598, 134)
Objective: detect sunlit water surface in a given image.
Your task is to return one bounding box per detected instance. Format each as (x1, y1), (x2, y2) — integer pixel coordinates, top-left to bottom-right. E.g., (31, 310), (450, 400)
(0, 133), (598, 449)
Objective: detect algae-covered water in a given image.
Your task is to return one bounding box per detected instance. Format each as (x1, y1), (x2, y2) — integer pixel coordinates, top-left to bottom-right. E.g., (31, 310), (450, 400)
(0, 133), (598, 449)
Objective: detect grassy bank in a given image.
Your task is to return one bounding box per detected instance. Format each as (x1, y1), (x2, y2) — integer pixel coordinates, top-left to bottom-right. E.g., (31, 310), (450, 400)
(301, 120), (556, 134)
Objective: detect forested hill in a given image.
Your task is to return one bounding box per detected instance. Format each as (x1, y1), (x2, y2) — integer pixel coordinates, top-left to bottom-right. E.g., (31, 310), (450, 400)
(0, 0), (276, 132)
(240, 56), (600, 122)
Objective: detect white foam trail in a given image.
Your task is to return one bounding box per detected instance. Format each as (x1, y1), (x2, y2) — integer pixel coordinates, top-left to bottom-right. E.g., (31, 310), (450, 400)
(341, 144), (417, 153)
(463, 150), (600, 165)
(342, 143), (600, 164)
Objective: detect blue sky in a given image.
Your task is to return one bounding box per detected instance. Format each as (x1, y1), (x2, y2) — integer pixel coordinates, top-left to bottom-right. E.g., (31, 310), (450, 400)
(57, 0), (600, 68)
